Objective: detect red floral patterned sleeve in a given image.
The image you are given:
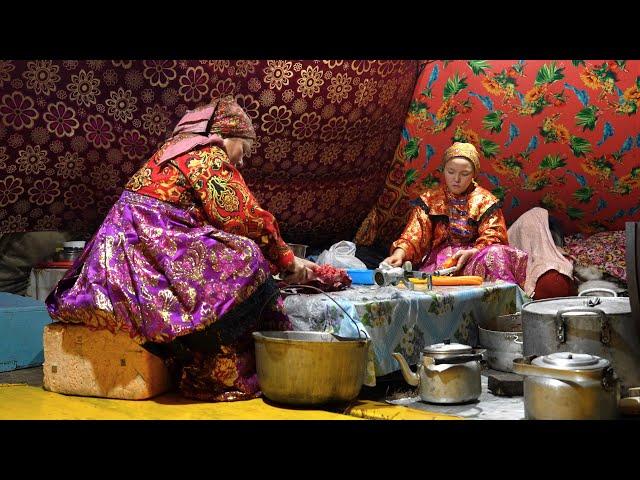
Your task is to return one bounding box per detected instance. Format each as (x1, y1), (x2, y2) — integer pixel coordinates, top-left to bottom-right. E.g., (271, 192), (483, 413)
(474, 206), (509, 249)
(390, 206), (433, 264)
(173, 147), (295, 274)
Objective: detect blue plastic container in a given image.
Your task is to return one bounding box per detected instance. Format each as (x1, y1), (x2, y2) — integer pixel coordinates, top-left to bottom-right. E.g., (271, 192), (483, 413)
(0, 293), (52, 372)
(347, 269), (375, 285)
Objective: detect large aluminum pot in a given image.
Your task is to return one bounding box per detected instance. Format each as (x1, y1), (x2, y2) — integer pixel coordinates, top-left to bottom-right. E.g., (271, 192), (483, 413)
(253, 331), (369, 405)
(521, 296), (640, 395)
(478, 313), (522, 372)
(513, 352), (620, 420)
(393, 340), (484, 404)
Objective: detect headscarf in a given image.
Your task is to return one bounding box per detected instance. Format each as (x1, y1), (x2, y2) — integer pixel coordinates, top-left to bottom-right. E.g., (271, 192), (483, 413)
(442, 142), (480, 176)
(158, 96), (256, 165)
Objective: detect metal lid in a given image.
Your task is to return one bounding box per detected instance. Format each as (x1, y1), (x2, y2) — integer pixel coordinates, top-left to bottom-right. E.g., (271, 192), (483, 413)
(532, 352), (610, 371)
(423, 339), (472, 355)
(64, 241), (86, 249)
(522, 296), (630, 315)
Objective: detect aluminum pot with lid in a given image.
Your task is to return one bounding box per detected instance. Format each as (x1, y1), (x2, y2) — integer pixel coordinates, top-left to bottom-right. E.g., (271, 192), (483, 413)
(521, 295), (640, 395)
(54, 241), (86, 262)
(479, 313), (523, 373)
(513, 352), (620, 420)
(392, 340), (485, 404)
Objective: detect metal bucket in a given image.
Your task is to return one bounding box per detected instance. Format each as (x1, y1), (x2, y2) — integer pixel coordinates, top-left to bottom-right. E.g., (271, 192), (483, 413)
(478, 313), (523, 373)
(286, 243), (308, 258)
(253, 331), (370, 405)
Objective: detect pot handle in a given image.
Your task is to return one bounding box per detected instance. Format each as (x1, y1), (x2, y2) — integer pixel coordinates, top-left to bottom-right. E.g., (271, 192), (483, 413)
(504, 332), (523, 345)
(578, 288), (617, 297)
(555, 307), (607, 345)
(601, 366), (618, 392)
(433, 353), (484, 365)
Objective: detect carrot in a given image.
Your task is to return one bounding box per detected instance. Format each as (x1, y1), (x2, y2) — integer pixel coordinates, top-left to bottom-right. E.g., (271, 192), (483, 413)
(432, 275), (483, 286)
(408, 275), (484, 286)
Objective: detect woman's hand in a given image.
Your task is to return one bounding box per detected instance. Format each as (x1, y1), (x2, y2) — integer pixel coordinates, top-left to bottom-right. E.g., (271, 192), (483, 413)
(452, 248), (479, 272)
(281, 257), (317, 284)
(382, 248), (406, 268)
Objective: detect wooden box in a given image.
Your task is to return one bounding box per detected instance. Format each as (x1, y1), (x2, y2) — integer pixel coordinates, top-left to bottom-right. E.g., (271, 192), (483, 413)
(43, 323), (172, 400)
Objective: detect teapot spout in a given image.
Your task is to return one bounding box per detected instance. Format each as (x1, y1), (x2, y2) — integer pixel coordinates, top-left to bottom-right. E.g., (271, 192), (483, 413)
(392, 353), (419, 387)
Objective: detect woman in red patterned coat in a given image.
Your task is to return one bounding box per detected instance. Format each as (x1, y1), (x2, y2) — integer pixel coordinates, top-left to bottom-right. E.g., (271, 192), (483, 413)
(383, 142), (528, 288)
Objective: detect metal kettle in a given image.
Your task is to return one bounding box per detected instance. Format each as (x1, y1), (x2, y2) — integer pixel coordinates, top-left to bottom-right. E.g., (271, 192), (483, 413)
(513, 352), (619, 420)
(393, 340), (484, 404)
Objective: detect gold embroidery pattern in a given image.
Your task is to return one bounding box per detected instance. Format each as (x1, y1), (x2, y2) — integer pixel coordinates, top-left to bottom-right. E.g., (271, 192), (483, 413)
(125, 166), (153, 191)
(171, 242), (207, 285)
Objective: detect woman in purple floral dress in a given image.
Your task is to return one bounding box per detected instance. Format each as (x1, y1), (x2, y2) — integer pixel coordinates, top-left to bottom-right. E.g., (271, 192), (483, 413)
(47, 97), (315, 401)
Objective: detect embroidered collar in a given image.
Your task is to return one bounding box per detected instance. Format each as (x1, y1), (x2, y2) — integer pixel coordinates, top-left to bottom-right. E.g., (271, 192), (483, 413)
(412, 184), (500, 222)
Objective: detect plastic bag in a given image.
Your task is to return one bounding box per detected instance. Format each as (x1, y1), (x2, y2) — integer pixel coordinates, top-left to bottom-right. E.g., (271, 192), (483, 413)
(317, 241), (367, 269)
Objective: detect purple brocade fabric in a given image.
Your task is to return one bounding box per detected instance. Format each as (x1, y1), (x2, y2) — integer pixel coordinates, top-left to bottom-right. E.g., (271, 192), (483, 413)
(47, 189), (273, 342)
(46, 190), (291, 401)
(420, 243), (528, 290)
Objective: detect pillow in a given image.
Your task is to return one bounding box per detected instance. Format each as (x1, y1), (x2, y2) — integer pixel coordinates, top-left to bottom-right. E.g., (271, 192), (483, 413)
(564, 230), (626, 282)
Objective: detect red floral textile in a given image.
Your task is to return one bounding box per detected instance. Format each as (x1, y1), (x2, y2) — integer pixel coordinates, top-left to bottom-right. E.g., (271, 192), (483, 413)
(356, 60), (640, 248)
(126, 145), (294, 273)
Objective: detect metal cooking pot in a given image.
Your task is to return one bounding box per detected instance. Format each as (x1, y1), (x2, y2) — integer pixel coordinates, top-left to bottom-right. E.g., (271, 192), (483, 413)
(53, 241), (86, 262)
(478, 313), (522, 373)
(393, 340), (484, 404)
(253, 331), (370, 405)
(54, 249), (82, 262)
(521, 295), (640, 395)
(513, 352), (620, 420)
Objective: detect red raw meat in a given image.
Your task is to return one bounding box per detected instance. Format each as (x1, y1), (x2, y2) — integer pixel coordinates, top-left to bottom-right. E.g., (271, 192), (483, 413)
(276, 264), (352, 293)
(308, 264), (352, 292)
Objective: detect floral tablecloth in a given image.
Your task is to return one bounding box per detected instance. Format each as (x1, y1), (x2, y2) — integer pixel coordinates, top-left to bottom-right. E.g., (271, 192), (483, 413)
(283, 282), (527, 386)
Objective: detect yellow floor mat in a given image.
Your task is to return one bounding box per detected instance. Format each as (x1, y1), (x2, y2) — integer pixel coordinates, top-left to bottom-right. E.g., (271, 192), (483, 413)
(0, 384), (358, 420)
(345, 400), (462, 420)
(0, 384), (463, 420)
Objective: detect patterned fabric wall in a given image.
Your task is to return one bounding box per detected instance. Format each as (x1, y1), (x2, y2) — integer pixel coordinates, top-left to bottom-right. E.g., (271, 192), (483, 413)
(356, 60), (640, 249)
(0, 60), (418, 246)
